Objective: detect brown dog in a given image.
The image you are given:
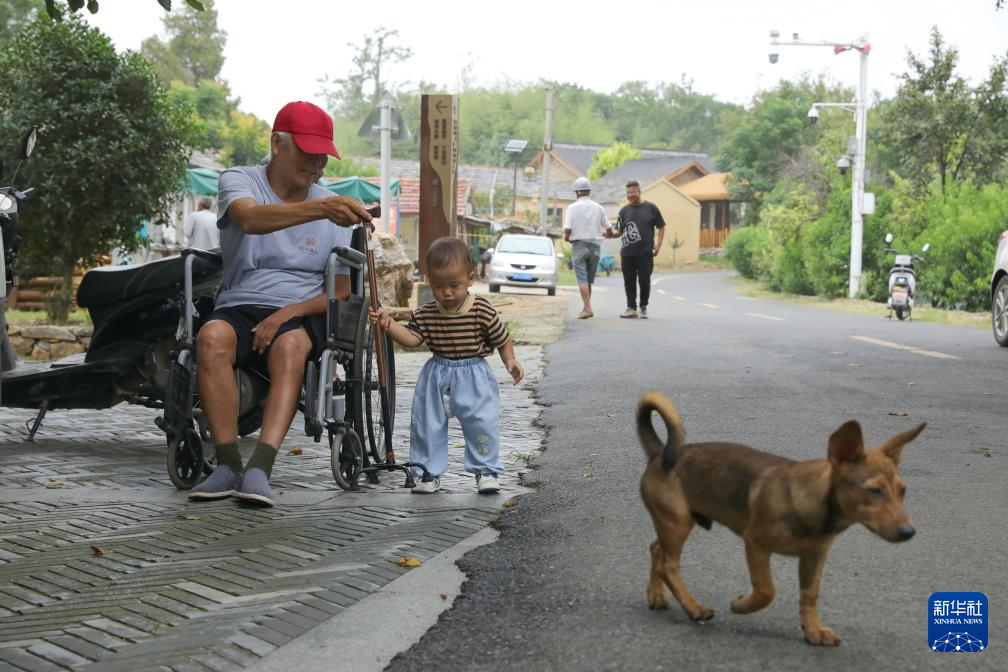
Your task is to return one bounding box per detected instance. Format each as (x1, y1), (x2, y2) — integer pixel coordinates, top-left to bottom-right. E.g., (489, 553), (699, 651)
(638, 391), (925, 646)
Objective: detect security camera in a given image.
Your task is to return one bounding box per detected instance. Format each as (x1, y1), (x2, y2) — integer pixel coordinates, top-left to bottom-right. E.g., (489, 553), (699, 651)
(836, 156), (851, 176)
(807, 106), (819, 124)
(769, 51), (779, 64)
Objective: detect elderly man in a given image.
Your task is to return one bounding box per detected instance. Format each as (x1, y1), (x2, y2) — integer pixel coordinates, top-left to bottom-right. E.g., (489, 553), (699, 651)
(563, 176), (612, 319)
(189, 101), (372, 506)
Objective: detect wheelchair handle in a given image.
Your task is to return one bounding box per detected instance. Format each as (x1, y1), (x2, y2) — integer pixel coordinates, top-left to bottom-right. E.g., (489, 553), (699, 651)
(181, 247), (224, 268)
(332, 245), (365, 270)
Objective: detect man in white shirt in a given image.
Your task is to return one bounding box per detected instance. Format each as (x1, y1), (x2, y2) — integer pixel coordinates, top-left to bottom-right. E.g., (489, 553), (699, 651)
(563, 177), (612, 319)
(184, 197), (220, 250)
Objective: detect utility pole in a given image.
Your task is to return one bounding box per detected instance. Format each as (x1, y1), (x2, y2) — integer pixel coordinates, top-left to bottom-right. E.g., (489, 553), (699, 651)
(769, 31), (871, 298)
(379, 93), (393, 234)
(540, 85), (554, 229)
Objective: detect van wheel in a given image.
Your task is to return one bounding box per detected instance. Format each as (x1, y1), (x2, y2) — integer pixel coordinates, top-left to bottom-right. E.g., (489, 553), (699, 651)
(993, 276), (1008, 347)
(489, 284), (500, 293)
(547, 287), (556, 296)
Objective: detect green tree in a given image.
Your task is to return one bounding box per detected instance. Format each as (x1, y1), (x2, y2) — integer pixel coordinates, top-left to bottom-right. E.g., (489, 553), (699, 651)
(880, 27), (1008, 193)
(588, 142), (641, 180)
(320, 27), (414, 120)
(166, 79), (230, 148)
(1, 0), (44, 44)
(139, 0), (225, 86)
(0, 16), (193, 321)
(42, 0), (204, 21)
(716, 77), (852, 221)
(220, 109), (269, 167)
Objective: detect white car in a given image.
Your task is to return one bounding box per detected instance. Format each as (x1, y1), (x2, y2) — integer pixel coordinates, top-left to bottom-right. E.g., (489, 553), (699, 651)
(992, 229), (1008, 347)
(488, 234), (558, 296)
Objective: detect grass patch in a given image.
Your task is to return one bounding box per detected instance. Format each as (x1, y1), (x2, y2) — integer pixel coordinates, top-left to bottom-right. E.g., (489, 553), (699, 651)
(732, 277), (990, 329)
(557, 267), (577, 286)
(699, 254), (726, 267)
(5, 309), (91, 326)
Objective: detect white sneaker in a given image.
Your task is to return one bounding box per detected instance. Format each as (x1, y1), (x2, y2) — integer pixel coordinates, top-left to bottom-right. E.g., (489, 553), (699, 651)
(640, 307), (648, 319)
(411, 476), (440, 494)
(476, 474), (500, 494)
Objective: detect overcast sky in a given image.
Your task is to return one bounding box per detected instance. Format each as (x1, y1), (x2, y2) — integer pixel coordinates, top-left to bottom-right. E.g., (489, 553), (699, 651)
(86, 0), (1007, 125)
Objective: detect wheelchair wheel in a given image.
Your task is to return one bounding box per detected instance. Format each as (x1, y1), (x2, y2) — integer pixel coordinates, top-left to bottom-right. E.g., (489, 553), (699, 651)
(167, 424), (205, 490)
(329, 425), (363, 491)
(362, 319), (396, 463)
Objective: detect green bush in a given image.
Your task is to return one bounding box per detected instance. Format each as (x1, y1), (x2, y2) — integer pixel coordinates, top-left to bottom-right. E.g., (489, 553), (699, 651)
(724, 226), (770, 279)
(916, 182), (1008, 310)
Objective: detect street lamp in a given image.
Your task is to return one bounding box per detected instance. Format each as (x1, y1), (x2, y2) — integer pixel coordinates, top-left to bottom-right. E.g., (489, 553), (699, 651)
(504, 139), (528, 216)
(770, 29), (871, 299)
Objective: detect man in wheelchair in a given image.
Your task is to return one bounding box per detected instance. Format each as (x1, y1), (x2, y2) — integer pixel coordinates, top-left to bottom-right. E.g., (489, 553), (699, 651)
(188, 101), (373, 507)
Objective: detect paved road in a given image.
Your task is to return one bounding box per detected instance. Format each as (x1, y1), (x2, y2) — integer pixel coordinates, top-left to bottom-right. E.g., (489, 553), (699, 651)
(390, 271), (1004, 671)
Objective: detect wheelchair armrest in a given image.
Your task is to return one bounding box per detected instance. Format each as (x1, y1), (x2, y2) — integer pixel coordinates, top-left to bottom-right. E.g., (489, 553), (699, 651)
(182, 248), (223, 269)
(332, 245), (365, 270)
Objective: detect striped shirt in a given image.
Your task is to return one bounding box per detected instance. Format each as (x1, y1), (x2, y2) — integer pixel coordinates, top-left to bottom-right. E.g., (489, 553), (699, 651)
(406, 294), (510, 359)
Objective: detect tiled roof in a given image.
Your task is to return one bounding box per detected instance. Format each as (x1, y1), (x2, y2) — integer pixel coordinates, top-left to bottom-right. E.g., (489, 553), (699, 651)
(397, 178), (471, 216)
(603, 155), (715, 184)
(677, 172), (735, 201)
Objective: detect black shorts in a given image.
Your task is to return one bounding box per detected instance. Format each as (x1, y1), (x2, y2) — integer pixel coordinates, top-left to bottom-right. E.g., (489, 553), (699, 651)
(205, 305), (327, 368)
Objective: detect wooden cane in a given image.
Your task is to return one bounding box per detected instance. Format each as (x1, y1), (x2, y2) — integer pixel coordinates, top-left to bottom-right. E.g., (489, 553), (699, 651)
(364, 221), (394, 463)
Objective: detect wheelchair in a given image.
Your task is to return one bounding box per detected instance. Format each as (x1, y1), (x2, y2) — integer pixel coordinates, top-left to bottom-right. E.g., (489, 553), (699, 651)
(157, 224), (430, 492)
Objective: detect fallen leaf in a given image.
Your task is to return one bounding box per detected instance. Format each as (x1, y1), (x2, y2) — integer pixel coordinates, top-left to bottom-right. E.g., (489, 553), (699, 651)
(889, 411), (908, 417)
(90, 545), (107, 556)
(181, 515), (201, 521)
(287, 447), (303, 456)
(583, 472), (593, 479)
(238, 548), (262, 554)
(45, 480), (64, 489)
(440, 592), (448, 601)
(848, 363), (865, 368)
(452, 442), (465, 449)
(503, 499), (516, 508)
(396, 557), (422, 568)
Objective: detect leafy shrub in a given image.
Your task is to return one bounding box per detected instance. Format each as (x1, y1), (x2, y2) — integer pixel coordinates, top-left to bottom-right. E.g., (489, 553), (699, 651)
(724, 226), (770, 279)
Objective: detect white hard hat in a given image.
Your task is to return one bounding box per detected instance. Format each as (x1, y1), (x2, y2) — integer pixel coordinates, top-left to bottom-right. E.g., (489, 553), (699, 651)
(573, 176), (592, 192)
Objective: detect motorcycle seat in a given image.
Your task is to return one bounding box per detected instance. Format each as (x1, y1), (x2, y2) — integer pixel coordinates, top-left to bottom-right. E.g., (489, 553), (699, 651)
(77, 249), (221, 309)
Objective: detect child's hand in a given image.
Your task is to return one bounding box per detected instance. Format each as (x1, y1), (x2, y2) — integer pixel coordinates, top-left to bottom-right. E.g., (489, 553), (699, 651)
(369, 307), (393, 330)
(505, 359), (524, 385)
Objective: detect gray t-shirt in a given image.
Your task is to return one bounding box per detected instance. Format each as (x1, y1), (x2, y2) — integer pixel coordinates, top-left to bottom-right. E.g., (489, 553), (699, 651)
(216, 165), (351, 309)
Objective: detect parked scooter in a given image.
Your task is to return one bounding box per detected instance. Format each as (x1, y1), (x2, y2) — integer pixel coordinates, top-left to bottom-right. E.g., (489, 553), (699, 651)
(1, 127), (222, 439)
(884, 233), (929, 321)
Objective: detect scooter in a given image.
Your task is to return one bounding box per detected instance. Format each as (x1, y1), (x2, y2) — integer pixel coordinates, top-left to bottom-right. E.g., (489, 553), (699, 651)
(1, 127), (222, 439)
(884, 233), (929, 321)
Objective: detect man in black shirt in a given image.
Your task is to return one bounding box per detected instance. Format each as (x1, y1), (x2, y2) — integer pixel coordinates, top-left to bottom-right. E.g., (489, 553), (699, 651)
(607, 180), (666, 318)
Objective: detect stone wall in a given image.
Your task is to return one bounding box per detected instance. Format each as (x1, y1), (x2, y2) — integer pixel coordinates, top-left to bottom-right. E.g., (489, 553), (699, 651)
(6, 325), (91, 360)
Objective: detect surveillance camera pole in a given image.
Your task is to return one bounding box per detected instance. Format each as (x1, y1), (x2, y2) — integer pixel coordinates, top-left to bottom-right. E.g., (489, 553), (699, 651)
(769, 31), (870, 298)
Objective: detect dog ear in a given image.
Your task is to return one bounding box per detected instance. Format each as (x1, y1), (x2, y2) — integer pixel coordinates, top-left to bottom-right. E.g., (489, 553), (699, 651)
(828, 420), (865, 464)
(875, 422), (926, 467)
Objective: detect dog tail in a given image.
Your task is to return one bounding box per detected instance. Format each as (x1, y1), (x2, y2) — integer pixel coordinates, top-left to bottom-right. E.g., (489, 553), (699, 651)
(637, 391), (685, 472)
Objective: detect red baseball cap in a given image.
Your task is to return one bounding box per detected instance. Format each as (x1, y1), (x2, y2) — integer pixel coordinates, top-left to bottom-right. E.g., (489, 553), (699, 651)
(272, 101), (341, 159)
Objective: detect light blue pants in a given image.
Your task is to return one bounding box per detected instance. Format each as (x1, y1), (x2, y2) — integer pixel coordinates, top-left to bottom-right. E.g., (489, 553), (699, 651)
(410, 355), (503, 478)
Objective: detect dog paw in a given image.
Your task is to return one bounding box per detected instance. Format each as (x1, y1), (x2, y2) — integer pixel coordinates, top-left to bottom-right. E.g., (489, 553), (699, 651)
(687, 604), (715, 621)
(804, 626), (840, 646)
(646, 588), (669, 609)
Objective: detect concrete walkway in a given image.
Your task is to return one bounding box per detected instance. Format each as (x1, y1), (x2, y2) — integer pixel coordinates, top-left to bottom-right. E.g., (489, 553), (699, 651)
(0, 346), (546, 671)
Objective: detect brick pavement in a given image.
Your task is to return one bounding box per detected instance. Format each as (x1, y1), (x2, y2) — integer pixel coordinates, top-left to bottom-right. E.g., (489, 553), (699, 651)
(0, 346), (545, 671)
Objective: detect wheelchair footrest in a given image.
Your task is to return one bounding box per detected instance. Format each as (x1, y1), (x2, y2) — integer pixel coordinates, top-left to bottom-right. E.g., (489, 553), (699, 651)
(350, 461), (431, 491)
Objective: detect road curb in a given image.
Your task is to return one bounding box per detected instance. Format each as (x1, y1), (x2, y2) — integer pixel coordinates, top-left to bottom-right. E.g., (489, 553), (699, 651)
(246, 526), (500, 672)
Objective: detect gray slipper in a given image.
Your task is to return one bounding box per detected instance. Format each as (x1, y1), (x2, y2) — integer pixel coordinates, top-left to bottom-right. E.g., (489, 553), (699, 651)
(188, 465), (240, 500)
(234, 468), (274, 507)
